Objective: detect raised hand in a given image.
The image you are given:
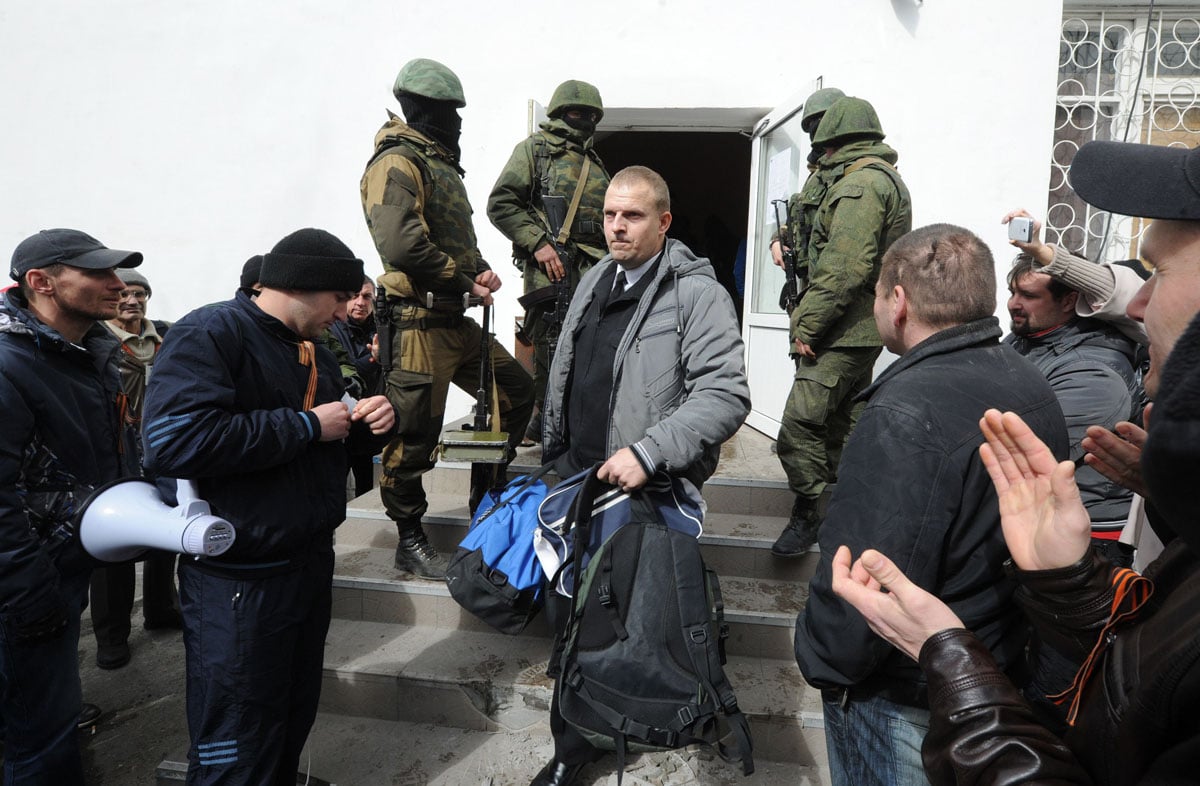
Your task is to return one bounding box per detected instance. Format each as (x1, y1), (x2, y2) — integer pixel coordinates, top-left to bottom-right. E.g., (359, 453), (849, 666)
(978, 409), (1091, 571)
(1081, 404), (1151, 497)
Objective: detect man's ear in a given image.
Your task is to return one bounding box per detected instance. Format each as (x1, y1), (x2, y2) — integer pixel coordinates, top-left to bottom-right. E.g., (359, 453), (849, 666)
(1061, 290), (1079, 315)
(24, 269), (55, 296)
(891, 284), (909, 327)
(658, 210), (672, 235)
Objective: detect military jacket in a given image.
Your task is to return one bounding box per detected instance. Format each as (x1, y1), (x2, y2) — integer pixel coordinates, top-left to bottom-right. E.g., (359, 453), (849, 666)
(360, 114), (489, 307)
(791, 139), (912, 349)
(486, 118), (609, 295)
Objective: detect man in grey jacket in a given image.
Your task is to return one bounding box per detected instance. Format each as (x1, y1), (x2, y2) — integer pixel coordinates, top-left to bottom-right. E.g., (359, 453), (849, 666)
(532, 165), (750, 786)
(1004, 254), (1140, 559)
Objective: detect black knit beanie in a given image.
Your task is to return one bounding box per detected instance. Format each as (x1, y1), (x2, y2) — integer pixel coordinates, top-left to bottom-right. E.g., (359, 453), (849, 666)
(258, 229), (364, 292)
(1142, 309), (1200, 554)
(240, 255), (263, 290)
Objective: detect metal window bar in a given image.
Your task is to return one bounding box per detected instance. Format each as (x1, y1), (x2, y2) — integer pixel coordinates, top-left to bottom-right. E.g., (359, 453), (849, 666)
(1050, 9), (1200, 264)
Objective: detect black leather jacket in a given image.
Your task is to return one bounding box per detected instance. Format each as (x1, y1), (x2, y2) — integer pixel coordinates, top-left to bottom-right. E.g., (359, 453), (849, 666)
(920, 541), (1200, 785)
(795, 318), (1068, 698)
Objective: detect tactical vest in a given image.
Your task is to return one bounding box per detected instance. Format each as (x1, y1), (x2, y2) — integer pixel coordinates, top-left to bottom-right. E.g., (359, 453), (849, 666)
(529, 134), (609, 265)
(368, 132), (485, 283)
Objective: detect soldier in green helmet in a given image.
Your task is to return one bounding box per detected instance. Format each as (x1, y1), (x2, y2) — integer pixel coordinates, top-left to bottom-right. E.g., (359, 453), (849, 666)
(360, 58), (534, 578)
(769, 87), (845, 294)
(771, 96), (912, 558)
(487, 79), (611, 443)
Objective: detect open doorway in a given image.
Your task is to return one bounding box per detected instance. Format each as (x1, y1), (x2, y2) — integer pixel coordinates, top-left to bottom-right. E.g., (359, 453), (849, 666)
(593, 115), (757, 324)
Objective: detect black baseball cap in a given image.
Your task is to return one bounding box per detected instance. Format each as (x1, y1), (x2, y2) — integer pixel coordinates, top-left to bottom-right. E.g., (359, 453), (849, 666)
(10, 229), (143, 282)
(1069, 141), (1200, 220)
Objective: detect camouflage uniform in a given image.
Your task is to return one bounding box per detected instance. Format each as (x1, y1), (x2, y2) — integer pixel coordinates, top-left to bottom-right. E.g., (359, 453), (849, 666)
(487, 107), (610, 418)
(776, 97), (912, 550)
(360, 115), (534, 527)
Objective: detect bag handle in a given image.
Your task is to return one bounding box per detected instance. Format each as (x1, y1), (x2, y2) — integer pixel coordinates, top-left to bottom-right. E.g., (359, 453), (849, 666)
(474, 461), (557, 526)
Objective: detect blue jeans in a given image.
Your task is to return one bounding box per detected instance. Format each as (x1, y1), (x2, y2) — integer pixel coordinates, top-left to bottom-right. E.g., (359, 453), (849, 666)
(823, 693), (931, 786)
(0, 571), (89, 786)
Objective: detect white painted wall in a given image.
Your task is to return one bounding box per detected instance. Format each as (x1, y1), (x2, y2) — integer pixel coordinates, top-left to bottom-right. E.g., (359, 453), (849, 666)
(1, 0), (1065, 408)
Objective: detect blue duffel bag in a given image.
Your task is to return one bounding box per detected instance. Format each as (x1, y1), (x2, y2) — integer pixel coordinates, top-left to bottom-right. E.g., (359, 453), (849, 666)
(533, 464), (705, 597)
(444, 465), (553, 635)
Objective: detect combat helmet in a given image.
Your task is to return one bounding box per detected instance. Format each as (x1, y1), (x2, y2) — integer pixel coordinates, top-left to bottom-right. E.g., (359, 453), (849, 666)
(392, 58), (466, 108)
(800, 87), (845, 135)
(548, 80), (604, 121)
(812, 96), (885, 148)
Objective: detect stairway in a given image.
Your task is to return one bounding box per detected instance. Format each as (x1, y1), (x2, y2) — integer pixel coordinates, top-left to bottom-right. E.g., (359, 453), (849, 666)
(317, 427), (832, 784)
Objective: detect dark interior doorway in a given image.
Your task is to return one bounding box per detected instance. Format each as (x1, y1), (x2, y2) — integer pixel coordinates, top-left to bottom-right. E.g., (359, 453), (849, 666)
(593, 131), (752, 323)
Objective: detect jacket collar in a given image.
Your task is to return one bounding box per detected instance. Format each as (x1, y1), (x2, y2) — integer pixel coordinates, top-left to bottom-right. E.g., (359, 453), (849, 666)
(234, 289), (304, 345)
(859, 317), (1002, 401)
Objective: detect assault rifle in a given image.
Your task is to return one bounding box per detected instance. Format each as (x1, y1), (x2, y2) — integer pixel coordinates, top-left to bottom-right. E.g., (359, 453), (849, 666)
(539, 193), (573, 343)
(373, 283), (393, 396)
(772, 198), (800, 314)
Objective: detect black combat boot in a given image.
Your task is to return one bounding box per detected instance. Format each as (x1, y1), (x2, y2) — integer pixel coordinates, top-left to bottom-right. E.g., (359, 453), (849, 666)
(771, 497), (822, 557)
(529, 759), (590, 786)
(394, 522), (448, 579)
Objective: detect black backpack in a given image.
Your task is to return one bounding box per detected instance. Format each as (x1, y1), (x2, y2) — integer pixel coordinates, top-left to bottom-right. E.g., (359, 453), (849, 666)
(554, 468), (754, 780)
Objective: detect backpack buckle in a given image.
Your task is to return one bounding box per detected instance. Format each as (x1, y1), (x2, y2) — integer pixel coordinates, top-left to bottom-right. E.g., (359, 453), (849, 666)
(676, 706), (696, 727)
(689, 627), (707, 644)
(598, 583), (613, 606)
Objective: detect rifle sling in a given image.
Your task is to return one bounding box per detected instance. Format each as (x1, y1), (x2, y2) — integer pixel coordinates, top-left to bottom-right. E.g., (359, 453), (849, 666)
(556, 156), (591, 247)
(518, 285), (559, 310)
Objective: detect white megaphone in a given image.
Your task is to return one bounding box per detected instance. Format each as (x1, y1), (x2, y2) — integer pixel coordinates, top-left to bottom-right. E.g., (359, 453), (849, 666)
(76, 478), (236, 562)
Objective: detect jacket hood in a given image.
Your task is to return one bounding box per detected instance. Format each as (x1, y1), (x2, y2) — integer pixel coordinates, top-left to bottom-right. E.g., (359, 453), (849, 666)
(821, 139), (900, 170)
(813, 97), (885, 147)
(659, 237), (717, 280)
(1142, 309), (1200, 554)
(537, 117), (595, 150)
(1, 288), (74, 352)
(371, 112), (461, 171)
(1021, 317), (1140, 365)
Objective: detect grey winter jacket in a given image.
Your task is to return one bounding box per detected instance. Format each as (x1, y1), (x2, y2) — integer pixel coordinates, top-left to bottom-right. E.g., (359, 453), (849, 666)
(542, 239), (750, 487)
(1005, 317), (1139, 530)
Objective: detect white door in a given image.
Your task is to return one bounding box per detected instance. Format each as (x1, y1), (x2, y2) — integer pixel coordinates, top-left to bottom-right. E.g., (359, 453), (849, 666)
(741, 81), (821, 436)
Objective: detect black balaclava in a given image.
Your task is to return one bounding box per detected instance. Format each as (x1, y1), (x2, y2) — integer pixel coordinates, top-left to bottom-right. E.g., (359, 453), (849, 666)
(398, 94), (462, 162)
(1141, 309), (1200, 555)
(560, 111), (597, 136)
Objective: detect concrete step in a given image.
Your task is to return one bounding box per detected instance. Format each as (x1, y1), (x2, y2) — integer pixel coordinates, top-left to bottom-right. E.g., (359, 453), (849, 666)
(332, 535), (807, 660)
(317, 618), (828, 771)
(158, 710), (827, 785)
(343, 487), (820, 585)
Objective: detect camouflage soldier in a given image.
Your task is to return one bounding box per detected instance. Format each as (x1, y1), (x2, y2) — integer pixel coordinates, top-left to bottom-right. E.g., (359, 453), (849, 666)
(360, 58), (535, 578)
(772, 97), (913, 557)
(769, 87), (845, 303)
(487, 80), (610, 442)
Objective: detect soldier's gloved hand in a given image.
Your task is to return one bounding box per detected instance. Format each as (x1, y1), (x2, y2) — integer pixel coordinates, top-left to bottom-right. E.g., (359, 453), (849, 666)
(10, 600), (70, 644)
(533, 243), (565, 282)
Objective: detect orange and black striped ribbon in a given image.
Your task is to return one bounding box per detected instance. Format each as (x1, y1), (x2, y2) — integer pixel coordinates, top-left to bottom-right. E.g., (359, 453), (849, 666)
(1050, 567), (1154, 725)
(298, 341), (319, 411)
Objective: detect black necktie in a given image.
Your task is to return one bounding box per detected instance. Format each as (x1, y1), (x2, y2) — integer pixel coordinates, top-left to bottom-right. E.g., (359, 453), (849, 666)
(612, 270), (628, 298)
